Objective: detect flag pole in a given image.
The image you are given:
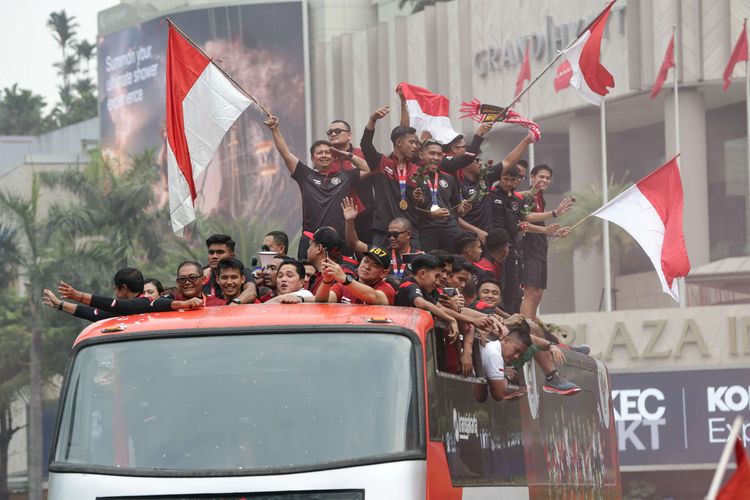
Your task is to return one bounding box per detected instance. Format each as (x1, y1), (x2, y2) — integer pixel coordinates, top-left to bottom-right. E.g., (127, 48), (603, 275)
(705, 415), (744, 499)
(672, 24), (687, 307)
(601, 98), (612, 312)
(528, 88), (535, 168)
(746, 19), (750, 291)
(165, 17), (272, 117)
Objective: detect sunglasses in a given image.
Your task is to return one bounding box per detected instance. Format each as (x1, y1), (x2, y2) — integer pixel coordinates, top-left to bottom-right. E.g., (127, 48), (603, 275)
(326, 128), (349, 137)
(176, 274), (202, 285)
(387, 230), (408, 239)
(261, 245), (270, 251)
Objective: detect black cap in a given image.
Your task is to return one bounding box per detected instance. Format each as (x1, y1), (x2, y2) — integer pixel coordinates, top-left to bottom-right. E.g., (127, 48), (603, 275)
(363, 246), (391, 268)
(303, 226), (343, 252)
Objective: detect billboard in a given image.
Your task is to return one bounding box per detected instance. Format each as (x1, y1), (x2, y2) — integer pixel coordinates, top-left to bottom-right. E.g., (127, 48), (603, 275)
(98, 1), (307, 236)
(612, 368), (750, 467)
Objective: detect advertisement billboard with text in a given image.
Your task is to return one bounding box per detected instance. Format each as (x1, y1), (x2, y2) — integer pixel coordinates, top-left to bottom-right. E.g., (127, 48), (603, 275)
(98, 2), (306, 236)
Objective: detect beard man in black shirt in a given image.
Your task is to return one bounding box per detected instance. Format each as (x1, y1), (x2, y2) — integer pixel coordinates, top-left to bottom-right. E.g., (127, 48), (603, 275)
(264, 115), (370, 259)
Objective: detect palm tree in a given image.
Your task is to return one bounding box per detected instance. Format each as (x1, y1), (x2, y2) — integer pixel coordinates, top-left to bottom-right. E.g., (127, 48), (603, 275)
(0, 177), (46, 500)
(39, 148), (165, 270)
(46, 10), (78, 62)
(75, 40), (96, 78)
(0, 85), (48, 135)
(554, 177), (637, 257)
(53, 55), (79, 88)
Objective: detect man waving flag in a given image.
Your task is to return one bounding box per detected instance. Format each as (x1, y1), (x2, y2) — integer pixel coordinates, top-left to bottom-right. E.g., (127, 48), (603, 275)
(561, 1), (616, 105)
(166, 22), (253, 234)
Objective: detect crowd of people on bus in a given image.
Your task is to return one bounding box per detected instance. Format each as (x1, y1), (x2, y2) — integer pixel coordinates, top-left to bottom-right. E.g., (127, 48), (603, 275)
(42, 88), (590, 399)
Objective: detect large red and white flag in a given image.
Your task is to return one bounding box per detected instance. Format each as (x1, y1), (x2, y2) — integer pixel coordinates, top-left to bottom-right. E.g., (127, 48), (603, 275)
(561, 1), (616, 105)
(166, 24), (252, 234)
(723, 20), (748, 91)
(650, 33), (675, 98)
(592, 157), (690, 301)
(398, 82), (460, 144)
(515, 41), (531, 97)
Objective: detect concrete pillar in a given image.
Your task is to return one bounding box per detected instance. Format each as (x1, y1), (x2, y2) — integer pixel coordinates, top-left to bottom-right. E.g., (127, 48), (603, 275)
(665, 88), (710, 266)
(569, 112), (605, 312)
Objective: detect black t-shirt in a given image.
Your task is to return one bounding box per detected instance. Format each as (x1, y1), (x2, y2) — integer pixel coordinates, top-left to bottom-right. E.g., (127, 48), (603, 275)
(360, 128), (420, 231)
(292, 161), (361, 235)
(491, 189), (523, 249)
(415, 171), (462, 230)
(460, 171), (501, 233)
(395, 276), (439, 307)
(521, 193), (548, 261)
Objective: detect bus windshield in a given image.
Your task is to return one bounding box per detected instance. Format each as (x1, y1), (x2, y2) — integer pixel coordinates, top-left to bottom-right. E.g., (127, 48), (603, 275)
(53, 332), (422, 473)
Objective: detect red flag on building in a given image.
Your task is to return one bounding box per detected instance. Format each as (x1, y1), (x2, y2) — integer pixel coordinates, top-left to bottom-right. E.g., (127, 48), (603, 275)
(717, 438), (750, 499)
(650, 33), (675, 98)
(561, 0), (616, 105)
(553, 60), (573, 92)
(723, 20), (748, 91)
(166, 23), (253, 234)
(592, 157), (690, 301)
(515, 40), (531, 97)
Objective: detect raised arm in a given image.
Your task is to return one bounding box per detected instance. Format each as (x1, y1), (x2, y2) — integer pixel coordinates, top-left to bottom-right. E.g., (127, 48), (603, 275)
(264, 115), (299, 174)
(332, 147), (370, 179)
(342, 197), (368, 256)
(440, 123), (492, 174)
(396, 84), (409, 128)
(501, 132), (534, 171)
(361, 106), (391, 168)
(525, 196), (574, 222)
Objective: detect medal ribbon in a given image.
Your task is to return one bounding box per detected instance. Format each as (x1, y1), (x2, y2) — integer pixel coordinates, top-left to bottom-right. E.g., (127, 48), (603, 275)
(391, 249), (406, 278)
(397, 164), (408, 203)
(425, 172), (440, 207)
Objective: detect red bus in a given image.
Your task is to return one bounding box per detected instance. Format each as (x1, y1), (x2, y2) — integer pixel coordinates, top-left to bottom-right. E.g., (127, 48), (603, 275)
(48, 304), (620, 499)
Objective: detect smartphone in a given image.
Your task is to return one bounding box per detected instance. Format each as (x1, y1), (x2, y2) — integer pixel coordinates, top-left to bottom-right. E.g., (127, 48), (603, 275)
(443, 287), (457, 297)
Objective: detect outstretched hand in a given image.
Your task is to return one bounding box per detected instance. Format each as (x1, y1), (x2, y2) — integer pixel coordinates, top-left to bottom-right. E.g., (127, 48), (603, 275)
(341, 197), (358, 222)
(42, 289), (61, 309)
(370, 106), (390, 122)
(58, 281), (80, 302)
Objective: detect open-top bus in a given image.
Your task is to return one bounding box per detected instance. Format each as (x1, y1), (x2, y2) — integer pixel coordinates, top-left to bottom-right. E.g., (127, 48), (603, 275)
(48, 304), (620, 499)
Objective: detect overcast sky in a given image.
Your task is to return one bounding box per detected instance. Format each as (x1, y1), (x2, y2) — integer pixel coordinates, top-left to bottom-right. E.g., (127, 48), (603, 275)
(0, 0), (118, 112)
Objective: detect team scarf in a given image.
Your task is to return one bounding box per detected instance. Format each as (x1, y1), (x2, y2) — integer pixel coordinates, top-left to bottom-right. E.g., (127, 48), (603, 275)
(459, 99), (541, 143)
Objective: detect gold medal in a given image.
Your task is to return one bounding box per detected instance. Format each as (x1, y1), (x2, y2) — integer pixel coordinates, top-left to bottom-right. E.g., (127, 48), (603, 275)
(399, 199), (408, 210)
(430, 204), (441, 212)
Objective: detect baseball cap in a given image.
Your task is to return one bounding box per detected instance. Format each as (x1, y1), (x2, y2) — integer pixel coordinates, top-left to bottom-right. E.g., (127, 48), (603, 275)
(303, 226), (343, 252)
(363, 245), (391, 269)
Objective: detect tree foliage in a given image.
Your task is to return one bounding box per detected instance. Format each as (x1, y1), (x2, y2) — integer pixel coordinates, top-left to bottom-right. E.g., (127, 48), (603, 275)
(0, 85), (52, 136)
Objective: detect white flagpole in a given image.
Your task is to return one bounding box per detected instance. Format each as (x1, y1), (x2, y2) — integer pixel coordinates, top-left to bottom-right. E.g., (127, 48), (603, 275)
(705, 415), (744, 499)
(673, 25), (687, 307)
(601, 99), (612, 311)
(746, 20), (750, 281)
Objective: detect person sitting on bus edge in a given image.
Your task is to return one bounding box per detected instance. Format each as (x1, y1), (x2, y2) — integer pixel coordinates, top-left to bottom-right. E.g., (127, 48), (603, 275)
(55, 264), (206, 316)
(305, 226), (358, 294)
(341, 197), (421, 280)
(203, 234), (257, 304)
(143, 278), (164, 300)
(266, 259), (315, 304)
(216, 257), (249, 305)
(315, 246), (396, 305)
(262, 230), (289, 256)
(42, 267), (146, 322)
(395, 254), (459, 341)
(476, 319), (534, 401)
(453, 232), (482, 264)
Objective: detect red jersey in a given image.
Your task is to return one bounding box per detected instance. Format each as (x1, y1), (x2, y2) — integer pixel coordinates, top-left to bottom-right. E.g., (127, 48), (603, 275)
(330, 278), (396, 305)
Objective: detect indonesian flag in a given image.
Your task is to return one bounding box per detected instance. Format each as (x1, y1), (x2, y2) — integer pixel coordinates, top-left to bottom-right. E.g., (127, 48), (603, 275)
(723, 20), (748, 91)
(650, 33), (675, 98)
(166, 24), (252, 234)
(515, 41), (531, 97)
(717, 438), (750, 499)
(593, 157), (690, 301)
(398, 82), (460, 144)
(561, 1), (616, 105)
